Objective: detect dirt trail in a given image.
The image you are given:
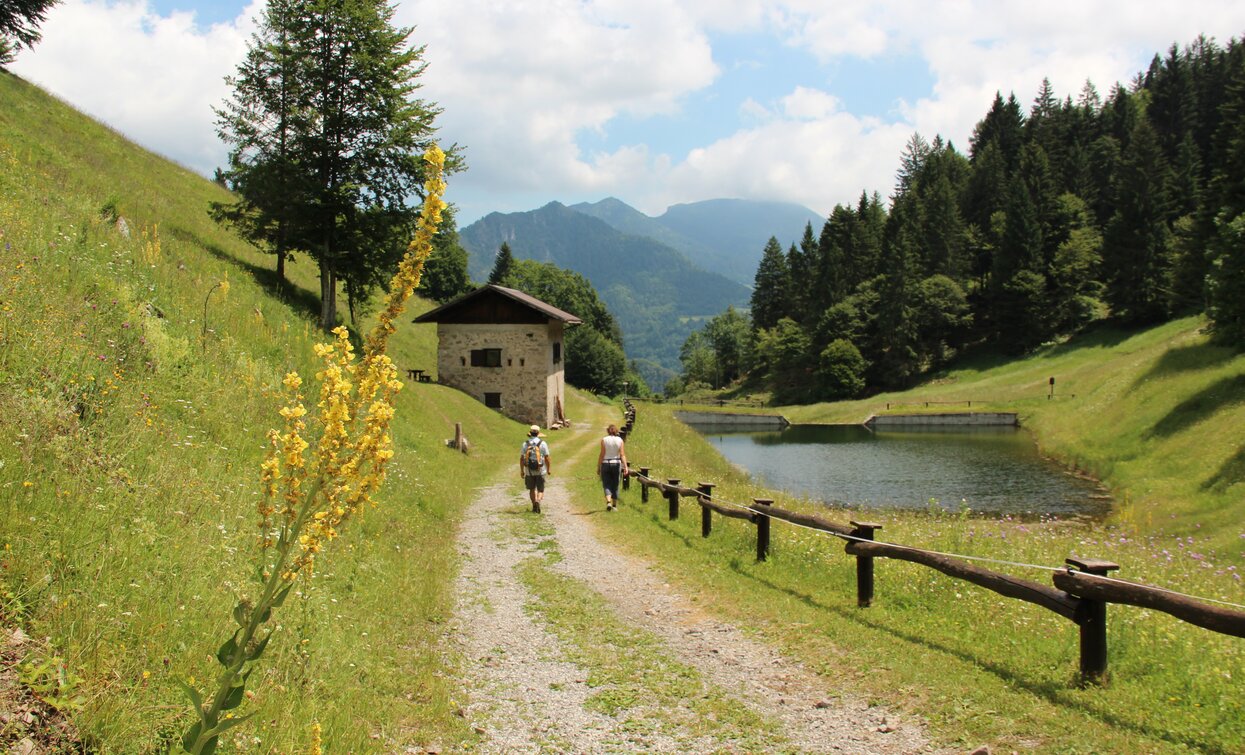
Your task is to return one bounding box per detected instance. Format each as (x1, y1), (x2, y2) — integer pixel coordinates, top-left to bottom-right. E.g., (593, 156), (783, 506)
(450, 415), (946, 754)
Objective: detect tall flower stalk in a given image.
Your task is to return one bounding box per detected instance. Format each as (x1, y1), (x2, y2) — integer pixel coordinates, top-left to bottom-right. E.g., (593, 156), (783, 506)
(181, 146), (448, 754)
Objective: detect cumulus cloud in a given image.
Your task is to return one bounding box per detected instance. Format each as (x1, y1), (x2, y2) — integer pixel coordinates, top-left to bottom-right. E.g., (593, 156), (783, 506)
(12, 0), (260, 174)
(11, 0), (1245, 224)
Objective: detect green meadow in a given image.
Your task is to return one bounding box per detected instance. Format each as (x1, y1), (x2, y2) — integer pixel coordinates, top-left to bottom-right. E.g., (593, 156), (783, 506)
(2, 68), (1244, 753)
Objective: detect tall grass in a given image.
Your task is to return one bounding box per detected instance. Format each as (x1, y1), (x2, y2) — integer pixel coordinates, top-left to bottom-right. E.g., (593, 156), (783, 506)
(0, 70), (521, 750)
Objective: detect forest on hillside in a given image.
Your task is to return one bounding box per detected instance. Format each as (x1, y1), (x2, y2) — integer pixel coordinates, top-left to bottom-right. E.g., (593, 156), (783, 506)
(677, 35), (1245, 403)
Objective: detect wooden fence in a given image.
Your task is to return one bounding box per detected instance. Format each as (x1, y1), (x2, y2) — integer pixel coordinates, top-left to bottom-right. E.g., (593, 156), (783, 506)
(616, 401), (1245, 684)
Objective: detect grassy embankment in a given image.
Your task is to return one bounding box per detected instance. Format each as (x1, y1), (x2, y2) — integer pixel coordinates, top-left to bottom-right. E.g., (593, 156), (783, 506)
(3, 67), (1243, 753)
(0, 70), (527, 751)
(567, 325), (1244, 752)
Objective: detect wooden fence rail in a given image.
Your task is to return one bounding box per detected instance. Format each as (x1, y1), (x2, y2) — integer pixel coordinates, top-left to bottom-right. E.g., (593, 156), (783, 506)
(616, 400), (1245, 684)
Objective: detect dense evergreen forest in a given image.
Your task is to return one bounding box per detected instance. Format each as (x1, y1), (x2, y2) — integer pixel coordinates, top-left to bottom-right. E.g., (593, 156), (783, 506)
(677, 35), (1245, 403)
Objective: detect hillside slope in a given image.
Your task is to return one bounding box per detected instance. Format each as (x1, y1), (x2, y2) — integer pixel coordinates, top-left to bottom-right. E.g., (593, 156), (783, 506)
(461, 201), (750, 380)
(0, 70), (523, 751)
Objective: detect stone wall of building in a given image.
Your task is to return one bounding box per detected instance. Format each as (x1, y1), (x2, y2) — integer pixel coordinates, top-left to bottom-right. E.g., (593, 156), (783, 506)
(435, 322), (566, 427)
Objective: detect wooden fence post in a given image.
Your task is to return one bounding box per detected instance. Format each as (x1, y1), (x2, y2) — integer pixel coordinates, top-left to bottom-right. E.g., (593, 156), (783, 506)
(850, 521), (882, 607)
(754, 498), (773, 561)
(697, 482), (715, 538)
(1066, 557), (1120, 684)
(666, 479), (681, 520)
(640, 467), (650, 503)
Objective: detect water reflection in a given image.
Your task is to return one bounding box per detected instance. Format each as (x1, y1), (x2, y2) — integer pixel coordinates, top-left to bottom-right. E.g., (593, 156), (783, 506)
(693, 423), (1109, 517)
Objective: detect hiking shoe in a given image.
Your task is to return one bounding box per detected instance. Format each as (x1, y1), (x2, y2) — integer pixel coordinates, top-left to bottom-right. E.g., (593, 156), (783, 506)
(533, 501), (541, 513)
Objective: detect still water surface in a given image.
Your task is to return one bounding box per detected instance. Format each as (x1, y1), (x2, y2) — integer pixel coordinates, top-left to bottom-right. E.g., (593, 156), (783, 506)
(694, 423), (1109, 517)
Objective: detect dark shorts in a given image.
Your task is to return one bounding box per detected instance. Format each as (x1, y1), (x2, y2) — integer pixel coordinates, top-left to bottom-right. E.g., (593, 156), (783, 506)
(600, 461), (622, 497)
(525, 474), (545, 492)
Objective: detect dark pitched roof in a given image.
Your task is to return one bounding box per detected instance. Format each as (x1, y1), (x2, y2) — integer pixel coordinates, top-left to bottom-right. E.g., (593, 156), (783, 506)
(412, 284), (583, 324)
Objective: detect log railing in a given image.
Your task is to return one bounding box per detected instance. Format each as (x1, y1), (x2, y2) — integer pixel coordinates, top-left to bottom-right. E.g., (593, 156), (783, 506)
(614, 400), (1245, 684)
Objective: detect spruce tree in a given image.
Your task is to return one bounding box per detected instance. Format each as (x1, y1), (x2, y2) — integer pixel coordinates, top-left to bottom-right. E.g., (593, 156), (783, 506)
(0, 0), (58, 58)
(751, 237), (790, 330)
(1102, 119), (1174, 324)
(212, 0), (304, 291)
(1206, 42), (1245, 346)
(489, 242), (515, 284)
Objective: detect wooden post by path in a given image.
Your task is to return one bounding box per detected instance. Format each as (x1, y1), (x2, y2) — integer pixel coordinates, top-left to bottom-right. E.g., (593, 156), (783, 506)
(697, 482), (715, 538)
(1065, 557), (1120, 684)
(640, 467), (650, 503)
(754, 498), (773, 561)
(666, 479), (681, 520)
(850, 521), (883, 607)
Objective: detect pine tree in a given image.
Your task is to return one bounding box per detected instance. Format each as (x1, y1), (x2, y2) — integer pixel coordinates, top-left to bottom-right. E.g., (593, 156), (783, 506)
(1102, 119), (1174, 324)
(1206, 41), (1245, 346)
(212, 0), (304, 291)
(489, 241), (515, 284)
(751, 237), (790, 331)
(0, 0), (58, 58)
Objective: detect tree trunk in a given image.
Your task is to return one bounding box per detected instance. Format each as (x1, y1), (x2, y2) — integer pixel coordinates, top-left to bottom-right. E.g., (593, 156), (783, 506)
(319, 264), (335, 330)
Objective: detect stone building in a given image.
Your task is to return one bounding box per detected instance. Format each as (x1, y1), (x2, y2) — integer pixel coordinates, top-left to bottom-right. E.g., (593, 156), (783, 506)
(412, 284), (582, 428)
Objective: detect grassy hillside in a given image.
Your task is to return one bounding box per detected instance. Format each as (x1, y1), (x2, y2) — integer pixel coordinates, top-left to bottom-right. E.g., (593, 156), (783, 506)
(3, 66), (1243, 754)
(0, 70), (527, 751)
(779, 318), (1245, 562)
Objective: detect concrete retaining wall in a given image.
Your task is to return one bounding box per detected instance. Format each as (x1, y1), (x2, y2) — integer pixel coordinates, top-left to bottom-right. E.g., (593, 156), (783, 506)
(675, 411), (790, 430)
(865, 412), (1018, 427)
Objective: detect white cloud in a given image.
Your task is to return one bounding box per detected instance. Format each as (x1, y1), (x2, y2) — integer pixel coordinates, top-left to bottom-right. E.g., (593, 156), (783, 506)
(11, 0), (1245, 225)
(12, 0), (260, 174)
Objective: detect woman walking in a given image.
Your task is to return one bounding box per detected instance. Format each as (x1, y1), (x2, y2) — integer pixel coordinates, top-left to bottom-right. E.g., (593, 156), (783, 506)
(598, 424), (628, 511)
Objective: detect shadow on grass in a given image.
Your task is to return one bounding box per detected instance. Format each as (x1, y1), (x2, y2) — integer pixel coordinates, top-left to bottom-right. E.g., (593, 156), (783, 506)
(647, 512), (697, 550)
(1133, 339), (1236, 386)
(1144, 373), (1245, 439)
(1203, 446), (1245, 492)
(1042, 321), (1142, 357)
(724, 561), (1227, 754)
(167, 224), (322, 324)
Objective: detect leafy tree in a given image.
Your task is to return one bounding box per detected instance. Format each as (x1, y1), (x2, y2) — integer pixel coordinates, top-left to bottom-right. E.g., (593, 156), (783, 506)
(754, 318), (813, 402)
(501, 259), (622, 345)
(489, 241), (515, 284)
(0, 0), (58, 61)
(566, 326), (626, 395)
(702, 306), (751, 386)
(1048, 194), (1104, 332)
(750, 236), (790, 330)
(679, 330), (717, 388)
(914, 274), (971, 367)
(816, 339), (867, 400)
(498, 259), (628, 391)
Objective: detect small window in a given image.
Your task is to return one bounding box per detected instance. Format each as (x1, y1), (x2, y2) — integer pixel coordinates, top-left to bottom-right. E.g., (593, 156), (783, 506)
(484, 392), (501, 408)
(470, 348), (502, 367)
(552, 342), (562, 364)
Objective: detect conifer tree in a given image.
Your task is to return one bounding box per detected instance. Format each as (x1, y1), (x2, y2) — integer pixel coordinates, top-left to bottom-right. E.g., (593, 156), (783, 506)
(1206, 42), (1245, 347)
(751, 236), (790, 330)
(489, 241), (515, 284)
(0, 0), (58, 60)
(1102, 119), (1174, 324)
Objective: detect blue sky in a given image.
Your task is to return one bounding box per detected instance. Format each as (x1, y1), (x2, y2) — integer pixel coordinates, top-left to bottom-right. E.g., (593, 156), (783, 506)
(12, 1), (1245, 226)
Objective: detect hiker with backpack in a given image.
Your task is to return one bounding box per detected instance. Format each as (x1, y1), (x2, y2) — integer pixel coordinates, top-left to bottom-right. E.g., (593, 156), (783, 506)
(520, 425), (551, 513)
(598, 424), (628, 511)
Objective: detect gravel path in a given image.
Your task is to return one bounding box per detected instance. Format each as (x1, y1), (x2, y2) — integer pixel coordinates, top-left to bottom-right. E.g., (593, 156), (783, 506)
(451, 423), (947, 754)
